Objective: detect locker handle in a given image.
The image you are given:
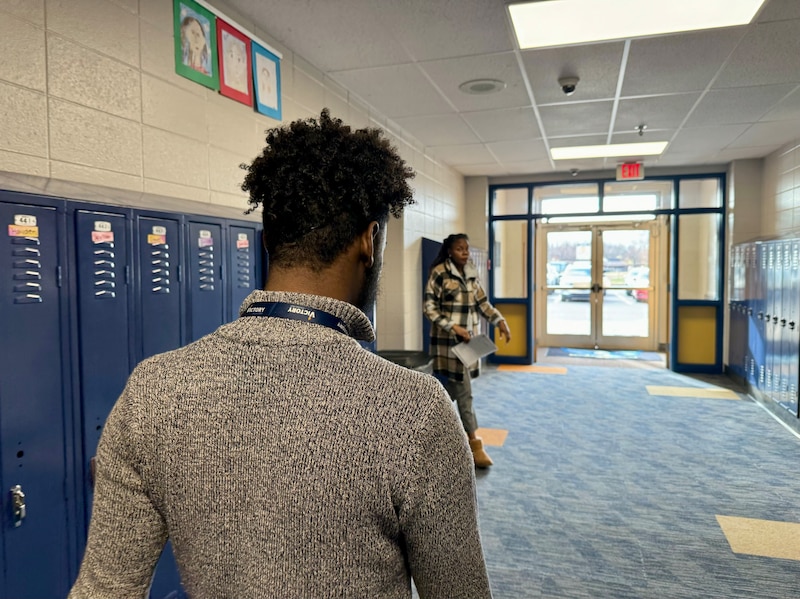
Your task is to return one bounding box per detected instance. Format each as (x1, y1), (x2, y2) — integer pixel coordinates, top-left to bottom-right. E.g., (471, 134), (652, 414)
(773, 316), (778, 324)
(764, 313), (770, 322)
(748, 308), (753, 315)
(758, 312), (764, 320)
(790, 322), (796, 330)
(780, 318), (787, 327)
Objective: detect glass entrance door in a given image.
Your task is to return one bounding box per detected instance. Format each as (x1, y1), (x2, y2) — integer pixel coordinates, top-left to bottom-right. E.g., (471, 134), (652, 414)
(538, 223), (656, 350)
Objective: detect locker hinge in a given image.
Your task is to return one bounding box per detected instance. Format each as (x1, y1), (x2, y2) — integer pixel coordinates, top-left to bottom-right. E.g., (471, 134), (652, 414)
(57, 265), (63, 288)
(177, 264), (182, 283)
(125, 265), (131, 285)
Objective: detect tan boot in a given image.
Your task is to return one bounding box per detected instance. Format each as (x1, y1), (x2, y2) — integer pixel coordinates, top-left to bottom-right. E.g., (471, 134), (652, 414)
(469, 437), (493, 468)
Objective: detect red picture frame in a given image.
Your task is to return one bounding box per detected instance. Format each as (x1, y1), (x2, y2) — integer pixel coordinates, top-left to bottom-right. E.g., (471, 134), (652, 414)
(216, 19), (253, 106)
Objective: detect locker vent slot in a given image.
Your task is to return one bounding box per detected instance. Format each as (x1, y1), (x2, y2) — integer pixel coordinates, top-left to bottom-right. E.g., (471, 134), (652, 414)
(150, 245), (172, 294)
(197, 246), (215, 291)
(93, 243), (117, 299)
(11, 237), (44, 303)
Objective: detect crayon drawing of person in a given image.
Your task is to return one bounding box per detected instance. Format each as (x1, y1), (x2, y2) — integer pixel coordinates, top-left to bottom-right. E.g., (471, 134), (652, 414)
(256, 53), (278, 109)
(222, 31), (248, 93)
(180, 9), (211, 75)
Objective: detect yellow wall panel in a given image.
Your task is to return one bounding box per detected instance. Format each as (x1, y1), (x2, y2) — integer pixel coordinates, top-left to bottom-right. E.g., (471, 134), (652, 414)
(495, 303), (528, 358)
(677, 306), (717, 364)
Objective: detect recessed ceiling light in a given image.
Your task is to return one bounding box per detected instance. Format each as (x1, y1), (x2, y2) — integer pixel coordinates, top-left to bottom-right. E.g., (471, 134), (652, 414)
(550, 142), (668, 160)
(509, 0), (767, 49)
(458, 79), (507, 95)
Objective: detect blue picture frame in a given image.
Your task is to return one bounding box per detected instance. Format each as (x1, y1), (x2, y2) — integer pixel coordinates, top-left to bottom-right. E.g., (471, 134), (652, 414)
(252, 42), (281, 120)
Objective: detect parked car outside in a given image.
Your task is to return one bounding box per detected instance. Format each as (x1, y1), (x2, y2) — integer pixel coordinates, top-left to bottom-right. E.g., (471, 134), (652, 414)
(633, 288), (649, 302)
(625, 266), (649, 296)
(558, 262), (592, 301)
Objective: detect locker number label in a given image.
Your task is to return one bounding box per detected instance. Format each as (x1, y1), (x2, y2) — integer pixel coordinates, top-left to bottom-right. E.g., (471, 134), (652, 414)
(148, 234), (167, 245)
(198, 230), (213, 248)
(14, 214), (37, 226)
(152, 226), (167, 236)
(237, 233), (250, 249)
(94, 221), (112, 232)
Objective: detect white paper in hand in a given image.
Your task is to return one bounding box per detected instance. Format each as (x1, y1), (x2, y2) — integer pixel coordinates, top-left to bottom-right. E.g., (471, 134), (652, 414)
(451, 334), (498, 366)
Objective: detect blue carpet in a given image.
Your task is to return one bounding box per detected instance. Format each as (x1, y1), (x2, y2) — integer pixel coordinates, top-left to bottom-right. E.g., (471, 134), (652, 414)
(464, 365), (800, 598)
(548, 347), (663, 361)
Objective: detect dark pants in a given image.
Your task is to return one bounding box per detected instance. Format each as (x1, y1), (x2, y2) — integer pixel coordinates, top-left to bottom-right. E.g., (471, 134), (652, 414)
(442, 375), (477, 435)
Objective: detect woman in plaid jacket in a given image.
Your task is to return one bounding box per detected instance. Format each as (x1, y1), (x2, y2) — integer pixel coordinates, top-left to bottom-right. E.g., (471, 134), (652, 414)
(424, 233), (511, 467)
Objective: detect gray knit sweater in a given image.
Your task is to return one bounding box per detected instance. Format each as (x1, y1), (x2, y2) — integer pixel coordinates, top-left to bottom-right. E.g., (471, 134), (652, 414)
(69, 290), (492, 599)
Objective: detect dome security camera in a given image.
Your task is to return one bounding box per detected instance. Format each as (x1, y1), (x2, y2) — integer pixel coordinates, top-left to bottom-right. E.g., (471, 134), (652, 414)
(558, 76), (579, 96)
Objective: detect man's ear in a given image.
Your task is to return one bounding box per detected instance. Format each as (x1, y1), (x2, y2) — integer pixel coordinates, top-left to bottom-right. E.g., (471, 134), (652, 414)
(360, 221), (380, 268)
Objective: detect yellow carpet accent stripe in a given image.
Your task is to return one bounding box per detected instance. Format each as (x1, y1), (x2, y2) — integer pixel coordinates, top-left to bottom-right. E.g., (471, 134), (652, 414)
(646, 385), (740, 400)
(498, 364), (568, 375)
(475, 427), (508, 447)
(716, 515), (800, 561)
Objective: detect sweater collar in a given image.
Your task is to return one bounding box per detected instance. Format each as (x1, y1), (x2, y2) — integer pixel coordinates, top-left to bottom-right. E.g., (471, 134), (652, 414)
(239, 290), (375, 342)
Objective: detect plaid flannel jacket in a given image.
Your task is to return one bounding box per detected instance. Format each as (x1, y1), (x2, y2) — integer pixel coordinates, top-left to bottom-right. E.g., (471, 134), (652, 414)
(424, 259), (505, 382)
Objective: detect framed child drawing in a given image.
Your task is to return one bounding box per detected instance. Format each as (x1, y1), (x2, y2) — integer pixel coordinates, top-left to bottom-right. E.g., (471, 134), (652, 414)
(217, 19), (253, 106)
(252, 42), (282, 120)
(173, 0), (219, 90)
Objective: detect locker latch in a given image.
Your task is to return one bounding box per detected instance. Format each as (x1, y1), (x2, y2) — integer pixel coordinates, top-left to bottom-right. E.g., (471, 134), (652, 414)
(10, 485), (26, 527)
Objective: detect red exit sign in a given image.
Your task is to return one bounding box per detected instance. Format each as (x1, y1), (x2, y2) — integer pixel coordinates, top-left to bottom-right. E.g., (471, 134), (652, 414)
(617, 162), (644, 180)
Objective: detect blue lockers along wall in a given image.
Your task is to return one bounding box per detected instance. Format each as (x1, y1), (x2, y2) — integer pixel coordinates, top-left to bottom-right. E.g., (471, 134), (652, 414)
(0, 196), (76, 598)
(1, 189), (263, 597)
(72, 206), (135, 528)
(187, 219), (226, 342)
(228, 223), (260, 321)
(135, 211), (185, 361)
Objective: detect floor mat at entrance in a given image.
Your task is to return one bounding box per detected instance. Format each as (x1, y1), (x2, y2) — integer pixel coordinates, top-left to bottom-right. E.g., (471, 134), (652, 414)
(547, 347), (663, 361)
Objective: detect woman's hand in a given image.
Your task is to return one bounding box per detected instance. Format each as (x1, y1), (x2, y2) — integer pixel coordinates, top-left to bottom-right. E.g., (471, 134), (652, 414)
(451, 325), (472, 343)
(498, 320), (512, 343)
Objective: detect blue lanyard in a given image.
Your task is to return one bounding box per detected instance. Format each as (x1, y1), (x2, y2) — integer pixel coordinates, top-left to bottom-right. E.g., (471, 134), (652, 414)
(241, 301), (350, 336)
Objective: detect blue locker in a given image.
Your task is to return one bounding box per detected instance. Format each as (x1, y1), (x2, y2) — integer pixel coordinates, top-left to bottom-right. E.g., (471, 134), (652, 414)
(0, 198), (74, 598)
(228, 222), (259, 321)
(788, 241), (800, 416)
(73, 208), (134, 524)
(187, 220), (225, 342)
(135, 212), (184, 361)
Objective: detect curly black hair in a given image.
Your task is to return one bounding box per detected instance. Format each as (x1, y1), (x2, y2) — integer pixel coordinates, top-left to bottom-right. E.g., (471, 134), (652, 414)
(241, 109), (415, 270)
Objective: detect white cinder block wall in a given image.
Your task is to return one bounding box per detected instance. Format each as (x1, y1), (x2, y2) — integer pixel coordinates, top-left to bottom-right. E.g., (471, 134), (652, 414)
(0, 0), (468, 351)
(761, 138), (800, 237)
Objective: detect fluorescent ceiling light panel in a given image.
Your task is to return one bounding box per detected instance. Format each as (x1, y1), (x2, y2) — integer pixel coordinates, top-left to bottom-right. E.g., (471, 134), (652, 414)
(509, 0), (766, 49)
(550, 142), (668, 160)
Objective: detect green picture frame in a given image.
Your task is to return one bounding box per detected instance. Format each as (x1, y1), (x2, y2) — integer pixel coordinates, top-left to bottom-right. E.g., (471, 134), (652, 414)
(173, 0), (219, 90)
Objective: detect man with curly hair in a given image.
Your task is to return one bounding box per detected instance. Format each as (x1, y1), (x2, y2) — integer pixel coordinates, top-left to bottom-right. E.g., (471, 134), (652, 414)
(69, 110), (493, 599)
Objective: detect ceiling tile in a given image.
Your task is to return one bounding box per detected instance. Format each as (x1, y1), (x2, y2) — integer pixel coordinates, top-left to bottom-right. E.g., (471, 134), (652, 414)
(549, 134), (609, 148)
(611, 131), (674, 144)
(376, 0), (515, 61)
(539, 102), (614, 137)
(487, 139), (548, 162)
(499, 159), (556, 176)
(757, 0), (800, 22)
(615, 94), (701, 132)
(521, 42), (624, 105)
(428, 143), (495, 165)
(392, 114), (480, 146)
(462, 107), (541, 142)
(728, 120), (800, 148)
(760, 85), (800, 121)
(420, 53), (530, 112)
(622, 29), (746, 96)
(686, 84), (796, 126)
(668, 125), (750, 154)
(714, 146), (781, 161)
(457, 163), (515, 176)
(714, 20), (800, 88)
(332, 64), (453, 118)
